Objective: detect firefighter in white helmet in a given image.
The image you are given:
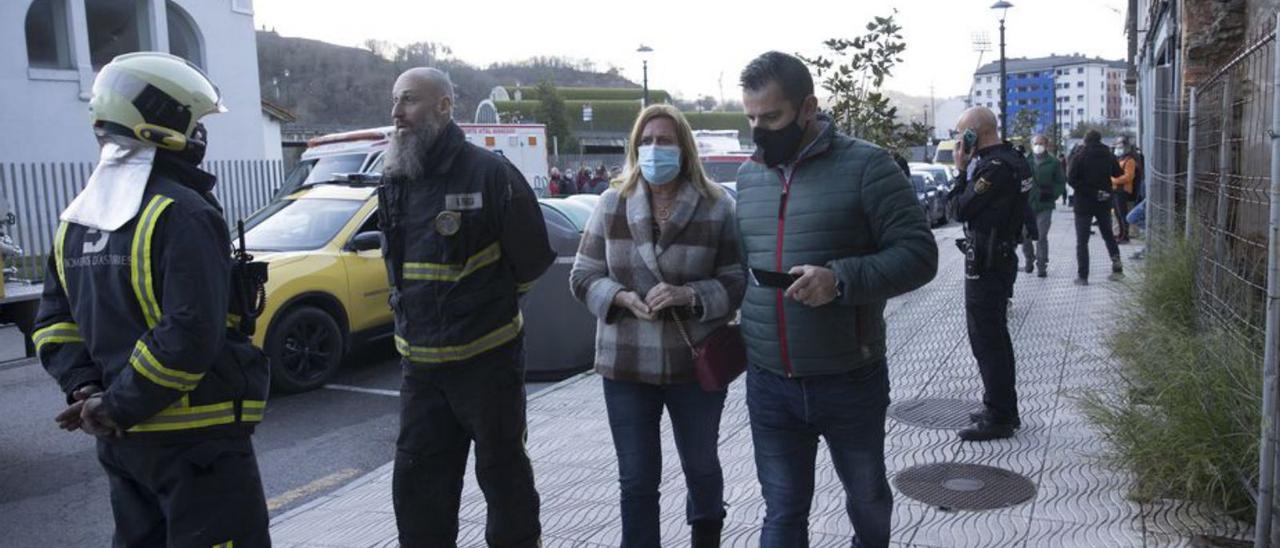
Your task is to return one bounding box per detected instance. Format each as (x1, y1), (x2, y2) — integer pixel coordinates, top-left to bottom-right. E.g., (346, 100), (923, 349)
(34, 52), (271, 547)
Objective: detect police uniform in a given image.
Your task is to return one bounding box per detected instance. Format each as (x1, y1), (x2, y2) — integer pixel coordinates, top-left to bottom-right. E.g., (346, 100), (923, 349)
(34, 151), (271, 547)
(949, 143), (1032, 434)
(377, 122), (555, 548)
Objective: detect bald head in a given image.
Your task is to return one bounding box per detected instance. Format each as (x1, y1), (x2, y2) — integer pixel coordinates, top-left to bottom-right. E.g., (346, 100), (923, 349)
(395, 67), (454, 101)
(956, 107), (1000, 146)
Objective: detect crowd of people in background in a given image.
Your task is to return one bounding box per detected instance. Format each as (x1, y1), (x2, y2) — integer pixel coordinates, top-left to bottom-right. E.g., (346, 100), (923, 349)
(1057, 131), (1145, 285)
(548, 164), (620, 195)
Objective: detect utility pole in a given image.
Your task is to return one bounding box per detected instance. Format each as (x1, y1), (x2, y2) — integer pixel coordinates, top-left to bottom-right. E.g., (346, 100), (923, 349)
(718, 71), (725, 111)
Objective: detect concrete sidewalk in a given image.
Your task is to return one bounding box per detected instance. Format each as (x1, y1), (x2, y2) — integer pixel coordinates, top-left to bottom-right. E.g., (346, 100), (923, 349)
(270, 211), (1249, 547)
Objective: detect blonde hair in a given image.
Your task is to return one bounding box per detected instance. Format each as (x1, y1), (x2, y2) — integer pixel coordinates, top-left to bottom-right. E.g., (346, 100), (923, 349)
(617, 104), (723, 200)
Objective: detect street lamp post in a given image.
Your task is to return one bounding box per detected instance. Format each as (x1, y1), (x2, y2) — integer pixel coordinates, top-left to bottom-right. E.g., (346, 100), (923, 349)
(992, 1), (1013, 141)
(637, 45), (654, 107)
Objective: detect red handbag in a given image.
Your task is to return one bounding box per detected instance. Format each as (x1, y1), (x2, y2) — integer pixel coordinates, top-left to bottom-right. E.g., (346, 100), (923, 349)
(675, 319), (747, 392)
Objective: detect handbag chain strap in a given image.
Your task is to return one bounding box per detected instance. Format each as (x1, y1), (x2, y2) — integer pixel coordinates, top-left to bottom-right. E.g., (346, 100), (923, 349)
(672, 315), (699, 360)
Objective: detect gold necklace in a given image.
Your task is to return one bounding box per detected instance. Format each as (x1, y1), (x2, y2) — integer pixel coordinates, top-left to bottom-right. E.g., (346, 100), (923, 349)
(651, 192), (675, 222)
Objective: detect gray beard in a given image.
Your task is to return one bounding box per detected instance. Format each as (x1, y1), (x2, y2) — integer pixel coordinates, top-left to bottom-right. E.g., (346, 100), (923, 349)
(384, 122), (439, 181)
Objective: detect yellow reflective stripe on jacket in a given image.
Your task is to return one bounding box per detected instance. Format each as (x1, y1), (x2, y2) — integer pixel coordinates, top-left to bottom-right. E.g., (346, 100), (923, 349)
(395, 313), (523, 364)
(54, 221), (70, 292)
(32, 322), (84, 355)
(131, 195), (175, 328)
(241, 400), (266, 423)
(516, 280), (537, 294)
(212, 542), (235, 548)
(403, 242), (501, 282)
(127, 399), (267, 433)
(129, 340), (203, 392)
(226, 314), (241, 329)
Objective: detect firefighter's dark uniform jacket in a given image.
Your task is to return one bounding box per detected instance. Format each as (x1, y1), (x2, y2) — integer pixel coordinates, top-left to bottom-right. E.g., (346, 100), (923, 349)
(34, 152), (269, 440)
(377, 122), (555, 365)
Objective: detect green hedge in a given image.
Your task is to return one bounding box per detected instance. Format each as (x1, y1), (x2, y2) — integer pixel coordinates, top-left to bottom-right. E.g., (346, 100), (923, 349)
(682, 112), (752, 134)
(504, 86), (671, 104)
(495, 100), (750, 136)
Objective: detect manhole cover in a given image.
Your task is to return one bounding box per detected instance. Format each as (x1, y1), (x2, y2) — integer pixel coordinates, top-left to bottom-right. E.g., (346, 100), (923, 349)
(894, 463), (1036, 510)
(888, 398), (979, 429)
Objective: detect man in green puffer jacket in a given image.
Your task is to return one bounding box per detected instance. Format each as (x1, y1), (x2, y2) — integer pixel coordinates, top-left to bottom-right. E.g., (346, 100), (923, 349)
(735, 51), (939, 548)
(1021, 134), (1067, 277)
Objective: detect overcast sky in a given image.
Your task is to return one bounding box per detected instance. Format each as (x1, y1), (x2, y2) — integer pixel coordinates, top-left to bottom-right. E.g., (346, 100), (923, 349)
(252, 0), (1129, 102)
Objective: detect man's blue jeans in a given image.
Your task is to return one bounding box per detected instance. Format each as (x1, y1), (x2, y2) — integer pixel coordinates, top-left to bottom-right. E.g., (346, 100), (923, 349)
(603, 378), (727, 548)
(747, 361), (893, 548)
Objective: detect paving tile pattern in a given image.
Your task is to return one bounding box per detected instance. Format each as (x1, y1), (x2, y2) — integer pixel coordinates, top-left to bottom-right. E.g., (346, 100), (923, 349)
(271, 211), (1252, 547)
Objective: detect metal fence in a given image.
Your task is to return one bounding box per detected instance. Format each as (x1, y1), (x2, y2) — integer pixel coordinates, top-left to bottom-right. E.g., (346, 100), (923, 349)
(1185, 28), (1275, 362)
(0, 159), (283, 280)
(1145, 17), (1280, 546)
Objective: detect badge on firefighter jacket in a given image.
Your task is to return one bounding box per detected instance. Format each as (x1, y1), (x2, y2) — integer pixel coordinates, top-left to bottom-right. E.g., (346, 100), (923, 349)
(434, 211), (462, 236)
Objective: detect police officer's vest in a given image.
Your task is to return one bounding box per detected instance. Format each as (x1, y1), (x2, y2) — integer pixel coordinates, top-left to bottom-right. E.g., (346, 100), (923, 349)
(35, 174), (269, 435)
(378, 130), (526, 366)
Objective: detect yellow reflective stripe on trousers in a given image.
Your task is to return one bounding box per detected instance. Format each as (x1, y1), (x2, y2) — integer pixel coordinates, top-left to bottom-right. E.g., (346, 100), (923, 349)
(129, 340), (204, 392)
(131, 195), (175, 328)
(128, 399), (267, 433)
(395, 313), (523, 364)
(54, 221), (69, 292)
(32, 322), (84, 354)
(403, 242), (501, 282)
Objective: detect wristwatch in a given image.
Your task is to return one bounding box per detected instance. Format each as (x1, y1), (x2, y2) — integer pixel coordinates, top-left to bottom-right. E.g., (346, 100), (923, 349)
(834, 279), (845, 300)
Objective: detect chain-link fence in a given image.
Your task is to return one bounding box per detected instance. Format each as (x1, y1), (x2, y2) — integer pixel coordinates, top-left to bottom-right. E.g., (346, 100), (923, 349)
(1186, 27), (1275, 360)
(1145, 18), (1280, 545)
(1146, 71), (1188, 252)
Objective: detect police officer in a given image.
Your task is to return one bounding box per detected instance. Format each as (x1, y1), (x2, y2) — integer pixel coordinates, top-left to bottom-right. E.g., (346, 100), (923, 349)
(379, 67), (555, 548)
(948, 107), (1032, 442)
(33, 52), (271, 546)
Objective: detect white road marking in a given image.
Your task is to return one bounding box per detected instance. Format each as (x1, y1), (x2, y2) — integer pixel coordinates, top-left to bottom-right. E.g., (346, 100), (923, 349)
(267, 468), (362, 511)
(322, 384), (400, 397)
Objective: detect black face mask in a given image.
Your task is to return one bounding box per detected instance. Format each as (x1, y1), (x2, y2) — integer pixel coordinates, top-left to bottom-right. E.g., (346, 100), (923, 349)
(752, 112), (808, 168)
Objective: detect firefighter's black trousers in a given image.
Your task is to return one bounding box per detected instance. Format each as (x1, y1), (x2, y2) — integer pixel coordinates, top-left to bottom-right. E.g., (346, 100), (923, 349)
(393, 338), (542, 548)
(96, 436), (270, 547)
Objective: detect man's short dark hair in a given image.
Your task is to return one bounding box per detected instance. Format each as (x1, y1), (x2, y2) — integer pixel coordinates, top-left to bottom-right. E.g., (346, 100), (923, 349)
(740, 51), (814, 110)
(1085, 130), (1102, 144)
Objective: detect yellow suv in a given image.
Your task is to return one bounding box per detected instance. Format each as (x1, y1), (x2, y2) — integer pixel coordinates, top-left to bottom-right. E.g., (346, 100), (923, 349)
(242, 183), (389, 392)
(242, 181), (598, 393)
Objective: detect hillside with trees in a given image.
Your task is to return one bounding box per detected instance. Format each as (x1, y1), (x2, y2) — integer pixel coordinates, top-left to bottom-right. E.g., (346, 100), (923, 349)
(256, 30), (640, 129)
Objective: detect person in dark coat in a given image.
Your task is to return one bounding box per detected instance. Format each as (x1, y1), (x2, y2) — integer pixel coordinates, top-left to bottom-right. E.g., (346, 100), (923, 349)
(1067, 131), (1124, 285)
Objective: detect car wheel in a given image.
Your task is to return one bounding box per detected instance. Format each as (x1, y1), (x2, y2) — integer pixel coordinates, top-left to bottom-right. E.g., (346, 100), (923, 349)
(265, 305), (345, 393)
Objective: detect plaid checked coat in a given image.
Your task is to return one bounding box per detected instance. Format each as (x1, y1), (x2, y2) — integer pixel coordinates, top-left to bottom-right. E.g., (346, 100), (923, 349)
(569, 180), (745, 385)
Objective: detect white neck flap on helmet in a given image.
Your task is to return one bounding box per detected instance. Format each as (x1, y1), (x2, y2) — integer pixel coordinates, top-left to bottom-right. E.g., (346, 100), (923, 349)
(60, 138), (156, 232)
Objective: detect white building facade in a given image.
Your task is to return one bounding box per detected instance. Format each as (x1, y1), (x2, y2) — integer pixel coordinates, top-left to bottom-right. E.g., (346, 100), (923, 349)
(970, 55), (1137, 137)
(2, 0), (273, 163)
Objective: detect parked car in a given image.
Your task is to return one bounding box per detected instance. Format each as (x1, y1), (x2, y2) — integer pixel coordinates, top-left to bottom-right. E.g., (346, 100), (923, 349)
(701, 153), (751, 186)
(909, 162), (956, 193)
(241, 181), (596, 393)
(933, 140), (958, 175)
(700, 153), (751, 200)
(909, 171), (947, 227)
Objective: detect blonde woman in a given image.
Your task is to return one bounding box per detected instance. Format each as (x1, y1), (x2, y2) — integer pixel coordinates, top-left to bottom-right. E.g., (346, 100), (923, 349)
(570, 105), (745, 548)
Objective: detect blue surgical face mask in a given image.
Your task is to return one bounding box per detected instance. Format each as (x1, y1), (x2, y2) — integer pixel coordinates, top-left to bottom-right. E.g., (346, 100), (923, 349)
(638, 144), (681, 186)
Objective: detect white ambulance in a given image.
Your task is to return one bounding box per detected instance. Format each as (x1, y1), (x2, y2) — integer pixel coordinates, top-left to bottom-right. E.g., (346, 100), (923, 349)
(279, 124), (551, 197)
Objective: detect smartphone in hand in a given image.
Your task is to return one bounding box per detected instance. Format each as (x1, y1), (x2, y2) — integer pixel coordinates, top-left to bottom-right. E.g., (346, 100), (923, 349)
(750, 268), (802, 288)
